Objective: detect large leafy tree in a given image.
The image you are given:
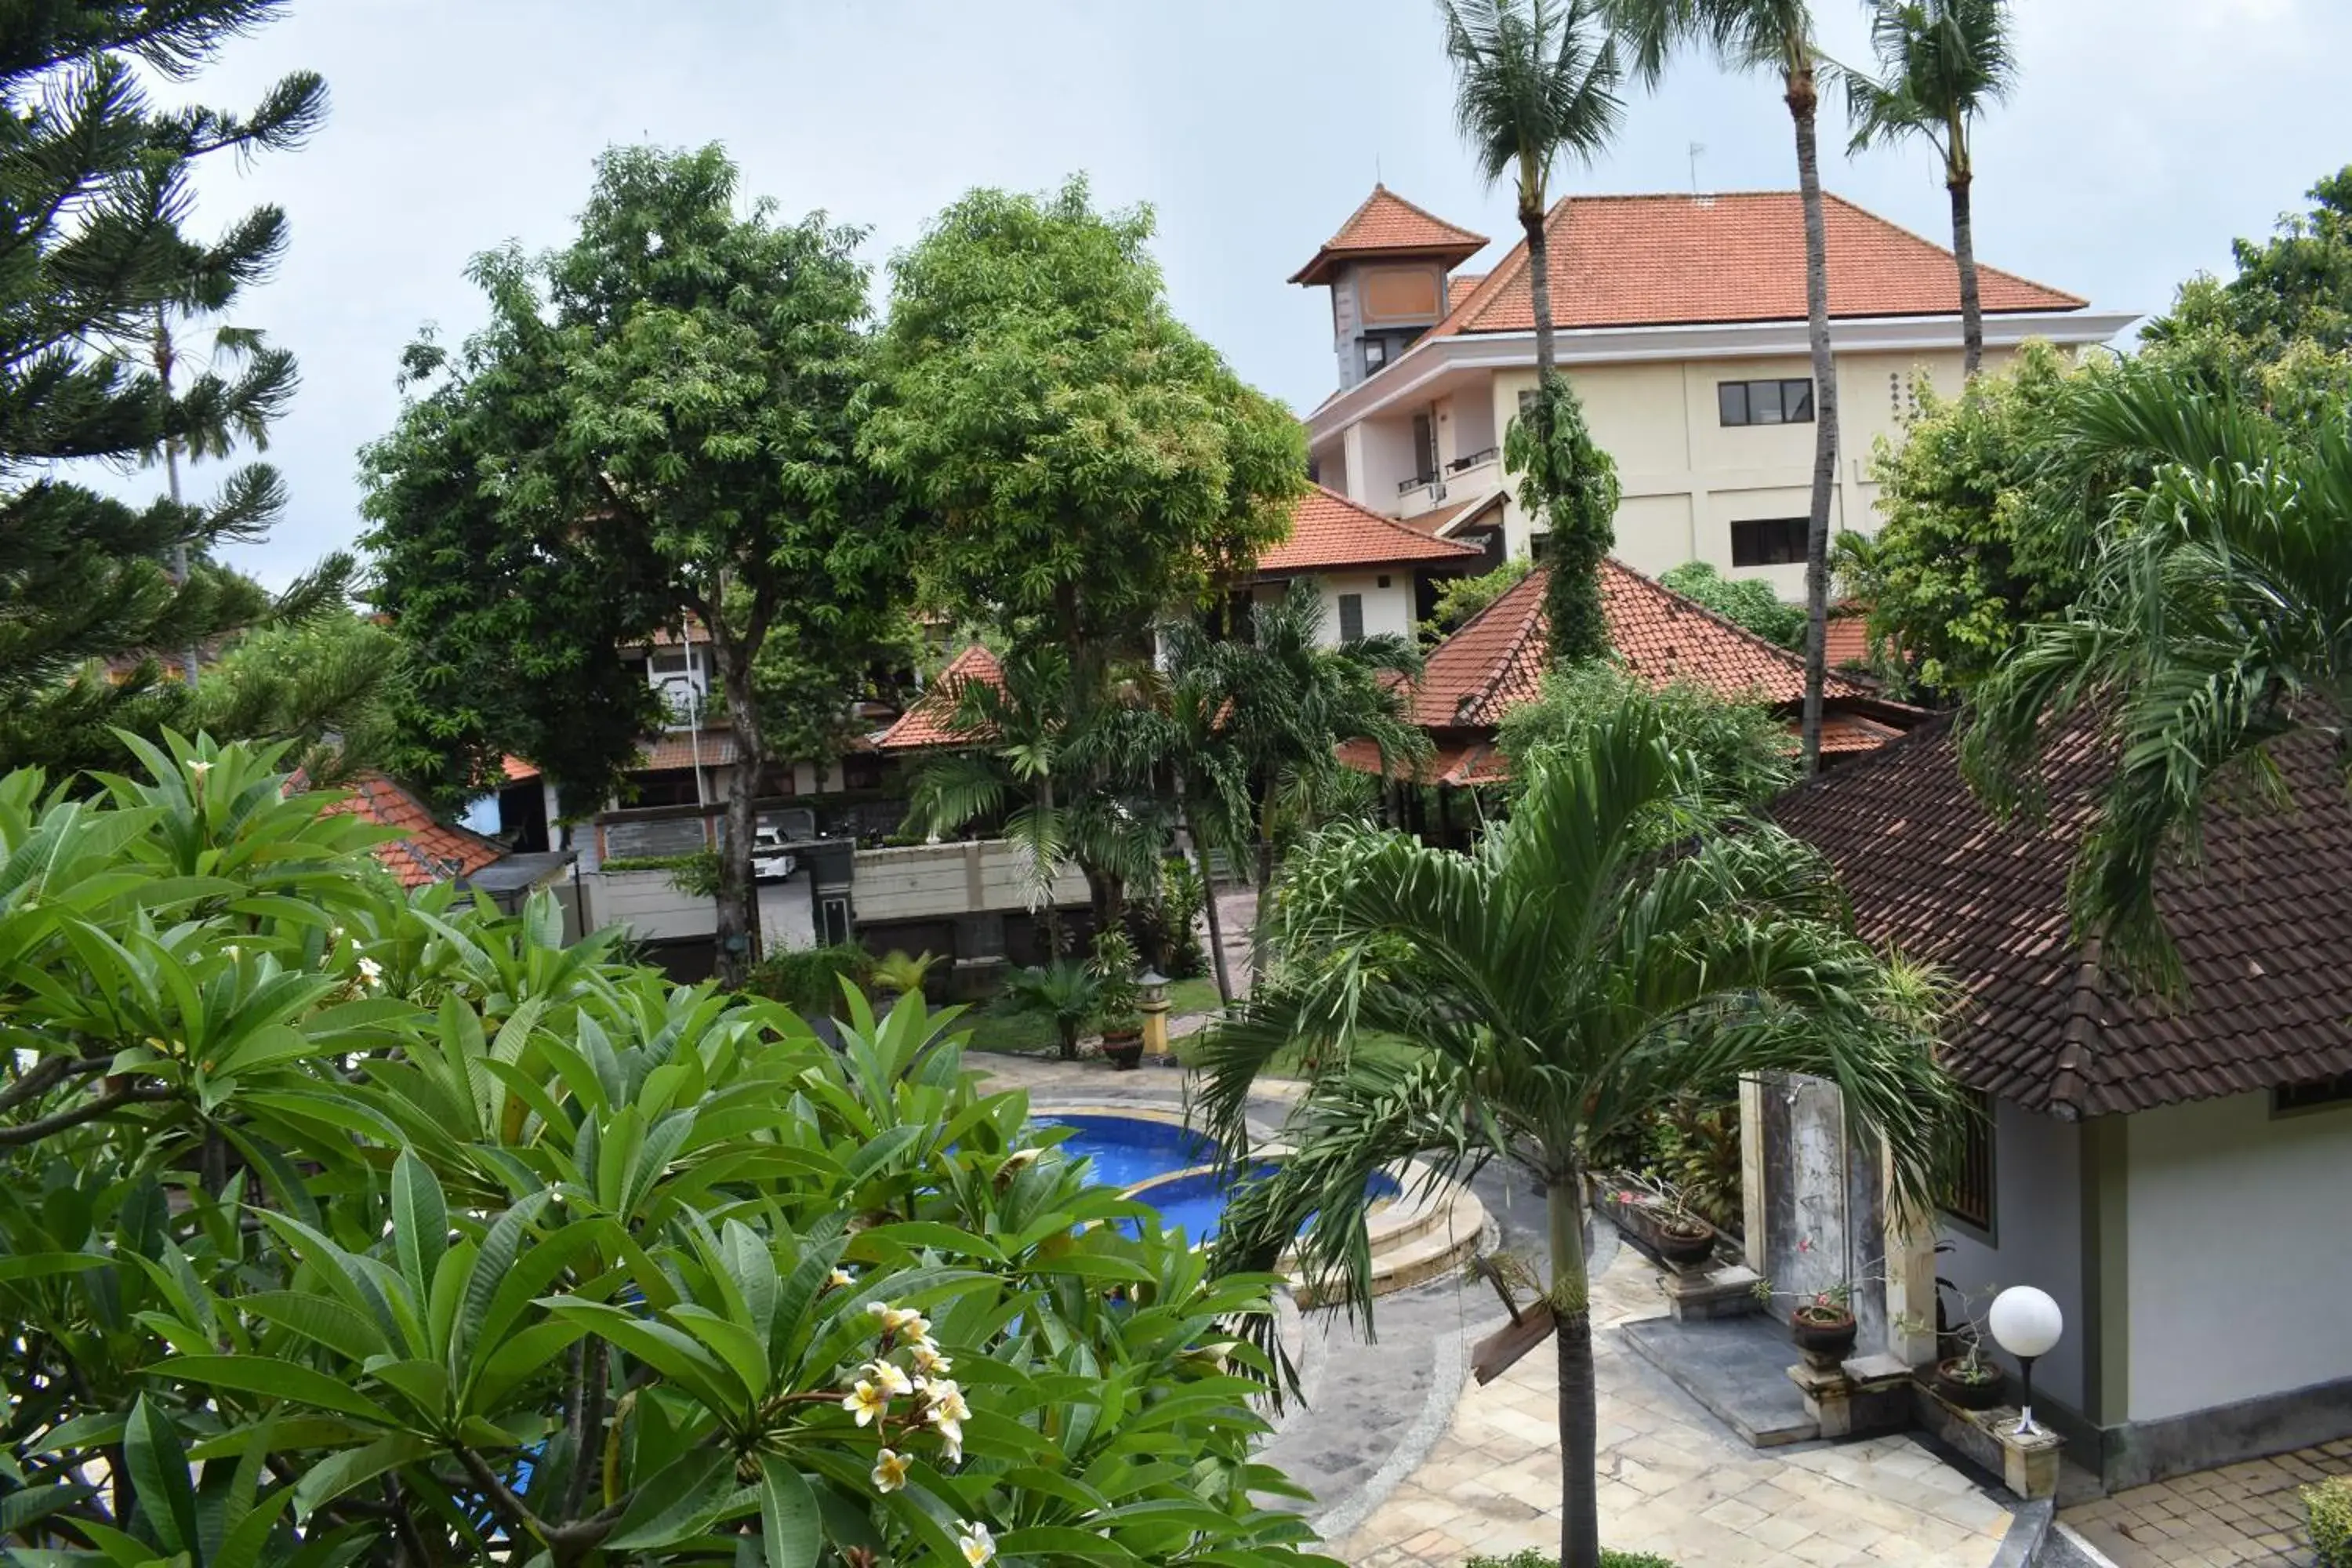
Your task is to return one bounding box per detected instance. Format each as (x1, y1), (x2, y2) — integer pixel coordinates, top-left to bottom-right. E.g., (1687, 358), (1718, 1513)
(1845, 0), (2016, 377)
(2146, 166), (2352, 356)
(0, 735), (1341, 1566)
(365, 145), (910, 986)
(1610, 0), (1842, 772)
(1200, 697), (1958, 1568)
(1497, 657), (1795, 815)
(1964, 365), (2352, 987)
(0, 0), (342, 775)
(864, 177), (1303, 677)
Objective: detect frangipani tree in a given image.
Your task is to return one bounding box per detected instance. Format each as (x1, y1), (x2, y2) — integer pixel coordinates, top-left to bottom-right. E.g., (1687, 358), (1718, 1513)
(1201, 696), (1961, 1568)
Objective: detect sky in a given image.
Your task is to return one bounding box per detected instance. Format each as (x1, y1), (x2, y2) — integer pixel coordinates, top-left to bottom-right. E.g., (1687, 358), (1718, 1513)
(103, 0), (2352, 588)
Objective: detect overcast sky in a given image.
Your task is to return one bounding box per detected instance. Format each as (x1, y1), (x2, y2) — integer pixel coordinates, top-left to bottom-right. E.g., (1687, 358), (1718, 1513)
(111, 0), (2351, 587)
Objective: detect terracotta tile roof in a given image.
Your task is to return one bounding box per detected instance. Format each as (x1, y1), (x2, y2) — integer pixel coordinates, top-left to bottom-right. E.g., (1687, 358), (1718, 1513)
(1428, 191), (2084, 338)
(501, 755), (541, 782)
(1411, 561), (1880, 728)
(1338, 736), (1510, 787)
(1772, 717), (2352, 1118)
(636, 730), (739, 771)
(321, 773), (507, 890)
(1259, 486), (1486, 574)
(1290, 185), (1489, 285)
(1402, 490), (1507, 539)
(1824, 613), (1872, 671)
(874, 644), (1004, 752)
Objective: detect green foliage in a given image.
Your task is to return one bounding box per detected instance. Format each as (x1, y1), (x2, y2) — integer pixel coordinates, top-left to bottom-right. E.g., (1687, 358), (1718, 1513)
(1134, 855), (1210, 979)
(363, 144), (912, 975)
(1962, 361), (2352, 987)
(1508, 375), (1621, 663)
(0, 2), (342, 777)
(1836, 343), (2104, 695)
(1497, 661), (1794, 823)
(1438, 0), (1624, 213)
(1425, 558), (1534, 643)
(1465, 1552), (1679, 1568)
(866, 176), (1305, 656)
(1658, 561), (1804, 648)
(2149, 167), (2352, 356)
(1845, 0), (2014, 170)
(0, 734), (1338, 1566)
(2307, 1475), (2352, 1568)
(745, 942), (874, 1012)
(869, 949), (942, 996)
(1000, 960), (1109, 1062)
(664, 846), (724, 899)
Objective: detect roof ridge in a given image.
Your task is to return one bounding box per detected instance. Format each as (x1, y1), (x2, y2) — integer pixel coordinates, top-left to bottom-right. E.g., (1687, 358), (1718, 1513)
(1455, 567), (1552, 723)
(1818, 192), (2090, 310)
(1601, 557), (1877, 702)
(1772, 708), (1960, 804)
(2047, 935), (2106, 1120)
(1338, 183), (1488, 249)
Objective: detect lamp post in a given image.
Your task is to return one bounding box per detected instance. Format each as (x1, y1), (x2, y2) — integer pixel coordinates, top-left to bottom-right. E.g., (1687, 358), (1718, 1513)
(1989, 1286), (2063, 1437)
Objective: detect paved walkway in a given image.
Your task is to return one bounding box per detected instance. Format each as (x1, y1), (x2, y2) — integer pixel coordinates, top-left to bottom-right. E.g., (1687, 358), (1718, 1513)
(2060, 1443), (2350, 1566)
(1333, 1249), (2018, 1567)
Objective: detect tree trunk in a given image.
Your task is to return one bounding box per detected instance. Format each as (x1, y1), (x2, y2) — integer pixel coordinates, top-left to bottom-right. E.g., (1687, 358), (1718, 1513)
(1250, 811), (1278, 978)
(1523, 189), (1558, 381)
(1187, 805), (1234, 1006)
(1949, 172), (1983, 379)
(713, 642), (765, 990)
(1788, 68), (1840, 778)
(1548, 1174), (1601, 1568)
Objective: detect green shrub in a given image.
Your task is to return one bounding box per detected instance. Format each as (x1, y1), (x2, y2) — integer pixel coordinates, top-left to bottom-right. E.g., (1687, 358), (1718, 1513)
(2310, 1475), (2352, 1567)
(1463, 1552), (1679, 1568)
(745, 940), (871, 1011)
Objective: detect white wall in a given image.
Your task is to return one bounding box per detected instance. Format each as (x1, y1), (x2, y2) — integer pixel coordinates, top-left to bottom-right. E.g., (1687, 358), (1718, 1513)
(1936, 1101), (2088, 1412)
(2125, 1091), (2352, 1421)
(850, 841), (1088, 924)
(1254, 572), (1417, 647)
(590, 869), (715, 940)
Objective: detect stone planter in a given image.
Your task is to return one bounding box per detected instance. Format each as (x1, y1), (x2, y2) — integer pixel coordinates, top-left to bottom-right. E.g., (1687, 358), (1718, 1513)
(1101, 1031), (1144, 1071)
(1653, 1221), (1715, 1270)
(1792, 1308), (1858, 1370)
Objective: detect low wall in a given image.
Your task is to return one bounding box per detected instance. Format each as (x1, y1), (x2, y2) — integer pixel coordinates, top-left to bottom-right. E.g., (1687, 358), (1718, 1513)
(851, 841), (1088, 923)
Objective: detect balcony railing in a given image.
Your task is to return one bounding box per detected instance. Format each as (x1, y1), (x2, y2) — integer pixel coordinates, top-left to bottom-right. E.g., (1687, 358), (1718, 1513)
(1397, 474), (1446, 499)
(1447, 445), (1499, 474)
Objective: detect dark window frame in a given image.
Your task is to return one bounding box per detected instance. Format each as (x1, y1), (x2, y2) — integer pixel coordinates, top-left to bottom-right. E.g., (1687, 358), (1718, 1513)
(1938, 1087), (1997, 1241)
(1717, 377), (1816, 426)
(2274, 1072), (2352, 1116)
(1730, 517), (1809, 568)
(1337, 593), (1366, 643)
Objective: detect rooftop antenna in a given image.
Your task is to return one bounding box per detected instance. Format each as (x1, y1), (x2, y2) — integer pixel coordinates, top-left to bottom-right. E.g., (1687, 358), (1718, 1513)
(1688, 141), (1707, 194)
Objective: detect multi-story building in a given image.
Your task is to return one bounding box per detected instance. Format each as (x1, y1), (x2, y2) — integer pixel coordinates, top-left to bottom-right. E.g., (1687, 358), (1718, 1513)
(1293, 184), (2134, 595)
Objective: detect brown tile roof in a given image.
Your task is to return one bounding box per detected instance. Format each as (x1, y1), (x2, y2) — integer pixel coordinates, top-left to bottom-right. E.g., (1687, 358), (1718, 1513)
(1771, 717), (2352, 1117)
(1259, 486), (1486, 574)
(636, 730), (739, 771)
(1427, 191), (2084, 338)
(1824, 612), (1872, 671)
(501, 755), (541, 782)
(874, 643), (1004, 752)
(1290, 185), (1489, 285)
(321, 773), (507, 889)
(1412, 561), (1881, 728)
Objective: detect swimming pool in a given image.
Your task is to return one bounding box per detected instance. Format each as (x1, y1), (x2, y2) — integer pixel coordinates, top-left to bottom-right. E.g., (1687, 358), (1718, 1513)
(1031, 1110), (1398, 1243)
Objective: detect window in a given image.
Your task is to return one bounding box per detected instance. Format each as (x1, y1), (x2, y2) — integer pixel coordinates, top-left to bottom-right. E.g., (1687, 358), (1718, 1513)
(1939, 1087), (1996, 1236)
(2274, 1073), (2352, 1115)
(1363, 338), (1388, 376)
(1410, 412), (1438, 484)
(1718, 378), (1815, 426)
(1376, 574), (1392, 590)
(1337, 593), (1365, 643)
(816, 894), (852, 949)
(1730, 517), (1809, 567)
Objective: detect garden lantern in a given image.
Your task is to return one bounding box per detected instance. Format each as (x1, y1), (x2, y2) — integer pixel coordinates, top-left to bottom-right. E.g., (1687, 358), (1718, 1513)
(1989, 1286), (2063, 1436)
(1137, 969), (1170, 1057)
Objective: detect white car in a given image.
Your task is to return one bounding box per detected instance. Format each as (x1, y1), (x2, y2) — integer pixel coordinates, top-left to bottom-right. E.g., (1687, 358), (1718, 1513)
(751, 828), (797, 883)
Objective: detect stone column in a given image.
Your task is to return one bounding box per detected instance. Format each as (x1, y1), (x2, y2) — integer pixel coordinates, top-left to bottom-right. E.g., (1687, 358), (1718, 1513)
(1739, 1074), (1768, 1273)
(1881, 1140), (1940, 1367)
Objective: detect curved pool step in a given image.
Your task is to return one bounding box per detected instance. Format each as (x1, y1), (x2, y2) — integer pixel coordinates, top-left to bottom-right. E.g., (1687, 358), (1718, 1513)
(1286, 1159), (1489, 1308)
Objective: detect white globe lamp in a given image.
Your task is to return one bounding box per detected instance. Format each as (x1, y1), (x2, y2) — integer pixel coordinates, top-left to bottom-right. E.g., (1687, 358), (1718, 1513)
(1988, 1286), (2064, 1436)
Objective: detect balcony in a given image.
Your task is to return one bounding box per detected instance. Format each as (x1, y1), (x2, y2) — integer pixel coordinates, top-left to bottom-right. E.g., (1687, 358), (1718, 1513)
(1447, 445), (1499, 477)
(1396, 474), (1449, 517)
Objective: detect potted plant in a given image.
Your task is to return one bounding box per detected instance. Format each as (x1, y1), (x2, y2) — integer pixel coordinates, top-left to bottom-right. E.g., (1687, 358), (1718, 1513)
(1933, 1341), (2008, 1411)
(1789, 1283), (1859, 1369)
(1615, 1174), (1715, 1270)
(1098, 1007), (1145, 1070)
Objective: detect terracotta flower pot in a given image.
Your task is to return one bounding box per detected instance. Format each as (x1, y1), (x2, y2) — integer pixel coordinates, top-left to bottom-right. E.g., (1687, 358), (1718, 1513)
(1653, 1221), (1715, 1270)
(1101, 1031), (1144, 1071)
(1791, 1308), (1858, 1369)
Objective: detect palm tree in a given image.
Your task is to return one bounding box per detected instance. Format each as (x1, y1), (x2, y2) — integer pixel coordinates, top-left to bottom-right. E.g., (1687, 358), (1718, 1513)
(1159, 581), (1429, 977)
(1845, 0), (2017, 378)
(1964, 368), (2352, 987)
(905, 641), (1167, 954)
(1201, 696), (1960, 1568)
(1608, 0), (1842, 773)
(1438, 0), (1625, 381)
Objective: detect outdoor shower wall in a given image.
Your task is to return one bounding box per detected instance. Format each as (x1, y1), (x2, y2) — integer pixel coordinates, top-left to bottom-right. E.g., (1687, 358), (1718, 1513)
(1755, 1073), (1890, 1356)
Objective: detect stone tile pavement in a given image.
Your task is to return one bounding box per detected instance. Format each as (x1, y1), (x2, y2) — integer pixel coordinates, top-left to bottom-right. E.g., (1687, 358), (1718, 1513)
(1332, 1248), (2017, 1567)
(2060, 1442), (2351, 1566)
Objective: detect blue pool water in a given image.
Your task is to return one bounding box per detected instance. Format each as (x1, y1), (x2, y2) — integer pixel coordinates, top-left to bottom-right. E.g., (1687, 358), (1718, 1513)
(1032, 1112), (1399, 1243)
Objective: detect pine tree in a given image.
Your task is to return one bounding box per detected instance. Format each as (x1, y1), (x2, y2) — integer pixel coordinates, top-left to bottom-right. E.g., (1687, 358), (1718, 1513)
(0, 2), (334, 775)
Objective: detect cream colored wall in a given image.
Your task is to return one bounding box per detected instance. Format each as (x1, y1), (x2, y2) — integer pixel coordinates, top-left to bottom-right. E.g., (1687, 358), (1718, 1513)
(1471, 344), (2016, 592)
(1253, 572), (1417, 646)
